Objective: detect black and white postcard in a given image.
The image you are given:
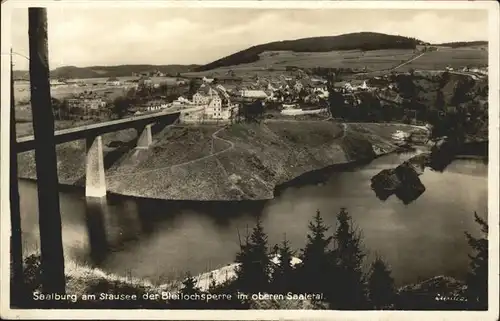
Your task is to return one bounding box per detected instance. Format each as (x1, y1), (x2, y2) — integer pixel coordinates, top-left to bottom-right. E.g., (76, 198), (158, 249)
(1, 1), (498, 320)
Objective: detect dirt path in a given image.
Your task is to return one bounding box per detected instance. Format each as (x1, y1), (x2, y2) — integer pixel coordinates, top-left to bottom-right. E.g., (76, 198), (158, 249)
(107, 126), (234, 178)
(391, 52), (426, 71)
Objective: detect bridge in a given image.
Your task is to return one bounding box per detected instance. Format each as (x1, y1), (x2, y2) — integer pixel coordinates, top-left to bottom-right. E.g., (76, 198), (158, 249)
(15, 107), (201, 198)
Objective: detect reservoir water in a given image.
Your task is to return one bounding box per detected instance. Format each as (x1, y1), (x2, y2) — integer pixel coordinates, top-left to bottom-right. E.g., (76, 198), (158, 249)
(18, 151), (488, 287)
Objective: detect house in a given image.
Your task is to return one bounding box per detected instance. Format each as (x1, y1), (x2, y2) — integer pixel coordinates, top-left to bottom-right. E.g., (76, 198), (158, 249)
(293, 81), (304, 92)
(282, 103), (298, 109)
(311, 77), (327, 85)
(314, 87), (329, 99)
(106, 77), (121, 86)
(192, 86), (235, 120)
(67, 96), (106, 112)
(138, 76), (153, 87)
(193, 86), (218, 105)
(239, 90), (268, 100)
(145, 99), (169, 112)
(214, 76), (243, 85)
(50, 79), (66, 86)
(171, 96), (192, 108)
(343, 82), (355, 91)
(202, 76), (215, 84)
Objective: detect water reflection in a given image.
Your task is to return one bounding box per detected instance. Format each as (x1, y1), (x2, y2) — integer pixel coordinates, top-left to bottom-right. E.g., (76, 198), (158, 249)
(371, 141), (487, 205)
(18, 151), (488, 286)
(85, 198), (109, 264)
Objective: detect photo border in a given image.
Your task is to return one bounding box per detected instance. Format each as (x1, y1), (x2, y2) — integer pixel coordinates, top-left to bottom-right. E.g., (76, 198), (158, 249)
(1, 1), (498, 320)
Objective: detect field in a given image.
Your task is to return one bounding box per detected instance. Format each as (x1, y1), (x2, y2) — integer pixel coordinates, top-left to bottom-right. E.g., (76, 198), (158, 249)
(399, 47), (488, 71)
(13, 76), (180, 105)
(183, 46), (488, 80)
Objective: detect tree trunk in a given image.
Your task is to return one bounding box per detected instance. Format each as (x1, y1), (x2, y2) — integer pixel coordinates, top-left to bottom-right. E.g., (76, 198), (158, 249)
(10, 48), (24, 305)
(28, 8), (66, 294)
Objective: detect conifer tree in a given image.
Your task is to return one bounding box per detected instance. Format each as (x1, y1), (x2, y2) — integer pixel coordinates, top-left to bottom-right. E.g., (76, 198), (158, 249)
(298, 210), (333, 297)
(271, 234), (296, 294)
(171, 272), (204, 309)
(234, 219), (271, 294)
(330, 207), (367, 309)
(181, 273), (201, 295)
(367, 256), (396, 309)
(465, 212), (488, 310)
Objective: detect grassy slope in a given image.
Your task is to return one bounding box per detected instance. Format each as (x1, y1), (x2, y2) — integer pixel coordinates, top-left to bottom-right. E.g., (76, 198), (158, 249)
(195, 32), (422, 71)
(183, 46), (487, 81)
(402, 47), (487, 71)
(17, 121), (405, 201)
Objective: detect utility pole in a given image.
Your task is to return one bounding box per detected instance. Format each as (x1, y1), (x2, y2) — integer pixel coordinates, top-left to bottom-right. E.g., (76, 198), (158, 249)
(28, 8), (66, 294)
(10, 48), (24, 305)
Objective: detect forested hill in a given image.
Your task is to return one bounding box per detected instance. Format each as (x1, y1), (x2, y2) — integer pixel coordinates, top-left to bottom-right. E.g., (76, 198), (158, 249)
(195, 32), (426, 72)
(13, 64), (200, 80)
(432, 41), (488, 48)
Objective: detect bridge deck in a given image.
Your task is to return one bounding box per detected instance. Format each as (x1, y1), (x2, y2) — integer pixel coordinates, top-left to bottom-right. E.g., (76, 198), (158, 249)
(16, 108), (187, 152)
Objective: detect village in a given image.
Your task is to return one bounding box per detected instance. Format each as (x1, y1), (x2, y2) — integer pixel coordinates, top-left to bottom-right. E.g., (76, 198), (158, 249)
(45, 61), (487, 128)
(40, 68), (390, 123)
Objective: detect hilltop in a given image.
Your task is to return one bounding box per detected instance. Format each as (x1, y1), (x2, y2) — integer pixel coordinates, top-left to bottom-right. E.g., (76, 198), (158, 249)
(195, 32), (426, 72)
(13, 64), (200, 81)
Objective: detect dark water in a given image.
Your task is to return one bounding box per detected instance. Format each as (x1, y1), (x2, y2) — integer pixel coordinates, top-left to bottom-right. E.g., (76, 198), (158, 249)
(18, 151), (488, 287)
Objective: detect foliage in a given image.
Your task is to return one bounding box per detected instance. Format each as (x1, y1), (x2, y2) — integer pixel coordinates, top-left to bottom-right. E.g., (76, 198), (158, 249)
(168, 272), (207, 309)
(110, 96), (133, 118)
(51, 97), (70, 120)
(329, 207), (367, 309)
(270, 235), (296, 294)
(234, 218), (271, 293)
(367, 257), (396, 309)
(240, 100), (265, 123)
(464, 212), (488, 310)
(297, 210), (333, 299)
(187, 78), (202, 99)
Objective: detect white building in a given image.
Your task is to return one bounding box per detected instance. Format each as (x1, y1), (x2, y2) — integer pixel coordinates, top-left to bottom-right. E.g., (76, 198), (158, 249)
(106, 77), (121, 86)
(50, 79), (66, 86)
(239, 90), (268, 99)
(314, 87), (329, 98)
(202, 76), (215, 83)
(192, 86), (234, 120)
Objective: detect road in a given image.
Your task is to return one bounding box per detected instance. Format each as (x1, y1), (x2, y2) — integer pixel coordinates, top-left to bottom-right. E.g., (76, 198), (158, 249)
(391, 52), (426, 71)
(414, 69), (483, 79)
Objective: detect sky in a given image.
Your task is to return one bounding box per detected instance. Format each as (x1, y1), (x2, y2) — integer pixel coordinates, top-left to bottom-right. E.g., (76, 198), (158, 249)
(10, 7), (489, 70)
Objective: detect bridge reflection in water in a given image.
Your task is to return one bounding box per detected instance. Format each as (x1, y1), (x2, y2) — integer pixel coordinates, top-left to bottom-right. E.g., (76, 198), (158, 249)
(84, 196), (144, 265)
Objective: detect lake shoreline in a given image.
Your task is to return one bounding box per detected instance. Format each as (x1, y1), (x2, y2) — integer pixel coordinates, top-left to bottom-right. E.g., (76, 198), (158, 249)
(18, 143), (416, 203)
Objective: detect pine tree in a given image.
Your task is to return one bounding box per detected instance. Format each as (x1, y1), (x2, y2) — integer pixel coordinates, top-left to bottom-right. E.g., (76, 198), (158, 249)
(298, 210), (333, 297)
(330, 207), (367, 309)
(367, 257), (396, 309)
(234, 219), (271, 294)
(271, 235), (296, 294)
(465, 212), (488, 310)
(171, 272), (204, 309)
(181, 273), (200, 294)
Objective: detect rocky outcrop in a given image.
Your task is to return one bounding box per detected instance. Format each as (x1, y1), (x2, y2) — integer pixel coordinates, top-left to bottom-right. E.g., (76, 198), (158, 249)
(371, 153), (429, 204)
(397, 275), (468, 310)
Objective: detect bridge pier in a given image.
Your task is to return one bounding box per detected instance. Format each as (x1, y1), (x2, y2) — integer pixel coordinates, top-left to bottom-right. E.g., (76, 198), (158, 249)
(86, 135), (106, 198)
(136, 124), (153, 149)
